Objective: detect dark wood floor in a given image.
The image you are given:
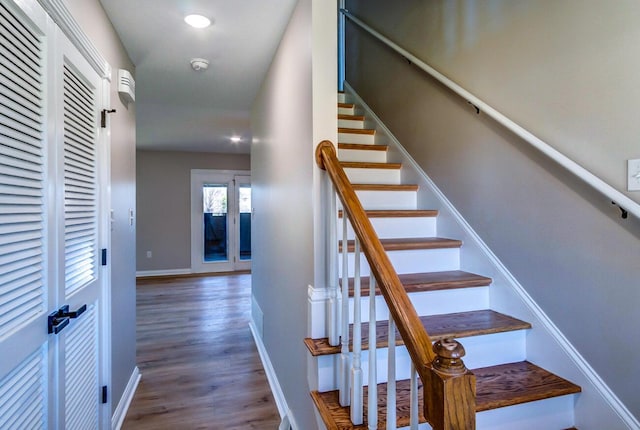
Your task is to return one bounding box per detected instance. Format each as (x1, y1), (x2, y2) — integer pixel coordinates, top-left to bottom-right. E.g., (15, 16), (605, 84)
(122, 273), (281, 429)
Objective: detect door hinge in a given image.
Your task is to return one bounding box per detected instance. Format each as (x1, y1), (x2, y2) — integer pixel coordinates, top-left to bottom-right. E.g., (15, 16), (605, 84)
(102, 386), (108, 404)
(101, 248), (107, 266)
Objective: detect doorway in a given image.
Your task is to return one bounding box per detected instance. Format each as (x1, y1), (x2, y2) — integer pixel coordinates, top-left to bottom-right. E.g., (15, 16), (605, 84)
(191, 170), (251, 273)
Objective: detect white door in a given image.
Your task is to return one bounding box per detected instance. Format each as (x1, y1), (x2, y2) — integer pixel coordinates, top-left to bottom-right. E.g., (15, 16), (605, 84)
(0, 1), (108, 428)
(53, 28), (106, 430)
(0, 1), (51, 428)
(191, 170), (251, 273)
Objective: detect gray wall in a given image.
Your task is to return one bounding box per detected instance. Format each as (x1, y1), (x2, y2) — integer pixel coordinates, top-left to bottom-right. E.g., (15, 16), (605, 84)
(250, 1), (314, 426)
(250, 0), (336, 427)
(64, 0), (137, 414)
(345, 0), (640, 422)
(136, 150), (250, 272)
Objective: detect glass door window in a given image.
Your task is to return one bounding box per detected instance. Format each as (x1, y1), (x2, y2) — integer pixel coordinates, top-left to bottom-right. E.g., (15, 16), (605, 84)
(238, 184), (252, 261)
(203, 184), (228, 262)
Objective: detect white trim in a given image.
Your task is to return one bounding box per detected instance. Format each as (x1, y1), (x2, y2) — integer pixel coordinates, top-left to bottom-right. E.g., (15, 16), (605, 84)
(99, 67), (113, 430)
(249, 323), (298, 430)
(111, 366), (141, 430)
(37, 0), (111, 79)
(308, 284), (329, 339)
(341, 10), (640, 221)
(135, 268), (191, 278)
(345, 82), (640, 429)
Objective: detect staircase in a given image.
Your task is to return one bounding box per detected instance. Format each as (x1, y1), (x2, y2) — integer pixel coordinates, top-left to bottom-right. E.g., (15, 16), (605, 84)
(306, 93), (581, 429)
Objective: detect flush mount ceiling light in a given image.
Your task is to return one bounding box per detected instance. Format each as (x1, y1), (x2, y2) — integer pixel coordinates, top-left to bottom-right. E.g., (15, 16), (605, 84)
(190, 58), (209, 71)
(184, 14), (211, 28)
(230, 136), (242, 143)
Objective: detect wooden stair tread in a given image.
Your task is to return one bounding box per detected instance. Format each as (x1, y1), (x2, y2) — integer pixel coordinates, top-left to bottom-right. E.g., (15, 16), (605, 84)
(340, 161), (401, 169)
(352, 183), (418, 191)
(304, 309), (530, 356)
(339, 237), (462, 252)
(311, 361), (580, 429)
(343, 270), (492, 296)
(338, 143), (388, 151)
(339, 127), (376, 135)
(338, 209), (438, 218)
(474, 361), (582, 411)
(338, 114), (365, 121)
(338, 102), (354, 108)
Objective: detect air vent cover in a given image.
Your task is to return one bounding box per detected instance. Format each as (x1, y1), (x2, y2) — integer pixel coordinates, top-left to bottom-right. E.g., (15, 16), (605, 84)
(117, 69), (135, 103)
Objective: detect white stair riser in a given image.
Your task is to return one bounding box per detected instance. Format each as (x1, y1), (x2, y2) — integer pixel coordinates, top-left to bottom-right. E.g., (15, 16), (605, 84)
(344, 167), (401, 185)
(338, 106), (354, 115)
(340, 248), (460, 277)
(338, 93), (347, 103)
(315, 331), (526, 392)
(338, 118), (365, 129)
(339, 131), (375, 145)
(338, 148), (388, 163)
(476, 395), (576, 430)
(347, 286), (490, 323)
(344, 216), (437, 239)
(356, 190), (417, 210)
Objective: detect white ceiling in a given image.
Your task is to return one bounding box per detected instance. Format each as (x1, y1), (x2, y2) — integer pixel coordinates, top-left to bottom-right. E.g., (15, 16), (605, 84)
(99, 0), (298, 153)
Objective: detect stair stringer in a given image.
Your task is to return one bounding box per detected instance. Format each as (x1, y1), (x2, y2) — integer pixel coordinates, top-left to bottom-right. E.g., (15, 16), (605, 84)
(344, 82), (639, 430)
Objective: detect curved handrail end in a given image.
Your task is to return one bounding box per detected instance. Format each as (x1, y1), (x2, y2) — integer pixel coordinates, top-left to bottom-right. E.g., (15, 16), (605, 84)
(315, 140), (336, 170)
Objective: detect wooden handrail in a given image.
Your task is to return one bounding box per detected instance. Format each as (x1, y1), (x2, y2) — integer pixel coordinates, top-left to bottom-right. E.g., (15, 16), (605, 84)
(316, 140), (435, 370)
(316, 140), (476, 429)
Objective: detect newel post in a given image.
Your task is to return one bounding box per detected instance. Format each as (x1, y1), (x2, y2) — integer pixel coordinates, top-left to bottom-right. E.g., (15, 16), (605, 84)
(423, 339), (476, 430)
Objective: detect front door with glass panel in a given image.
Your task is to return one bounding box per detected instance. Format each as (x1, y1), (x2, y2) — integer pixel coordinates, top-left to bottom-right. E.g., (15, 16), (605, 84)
(191, 171), (251, 273)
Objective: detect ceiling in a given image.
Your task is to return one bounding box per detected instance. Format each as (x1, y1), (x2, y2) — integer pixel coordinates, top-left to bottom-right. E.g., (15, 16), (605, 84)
(99, 0), (298, 154)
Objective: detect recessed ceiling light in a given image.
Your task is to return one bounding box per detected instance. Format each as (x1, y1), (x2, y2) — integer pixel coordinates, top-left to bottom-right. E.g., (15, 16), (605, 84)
(184, 14), (211, 29)
(230, 136), (242, 143)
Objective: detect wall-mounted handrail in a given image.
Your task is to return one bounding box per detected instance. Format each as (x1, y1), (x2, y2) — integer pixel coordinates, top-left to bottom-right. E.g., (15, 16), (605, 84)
(340, 9), (640, 221)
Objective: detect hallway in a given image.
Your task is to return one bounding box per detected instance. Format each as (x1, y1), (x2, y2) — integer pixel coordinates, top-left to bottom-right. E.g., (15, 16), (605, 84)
(122, 273), (281, 429)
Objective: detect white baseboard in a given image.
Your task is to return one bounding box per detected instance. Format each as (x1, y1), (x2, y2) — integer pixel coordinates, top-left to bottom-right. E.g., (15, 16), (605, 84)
(135, 268), (191, 278)
(249, 322), (298, 430)
(111, 366), (141, 430)
(344, 81), (640, 429)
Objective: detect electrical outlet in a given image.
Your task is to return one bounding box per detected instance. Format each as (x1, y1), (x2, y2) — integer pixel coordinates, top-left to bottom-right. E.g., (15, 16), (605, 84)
(146, 251), (152, 258)
(628, 159), (640, 191)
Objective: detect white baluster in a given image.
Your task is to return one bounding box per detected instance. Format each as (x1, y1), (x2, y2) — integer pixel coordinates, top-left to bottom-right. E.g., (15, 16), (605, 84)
(386, 317), (396, 430)
(368, 276), (377, 429)
(350, 238), (363, 425)
(339, 214), (350, 406)
(327, 182), (339, 346)
(410, 362), (419, 430)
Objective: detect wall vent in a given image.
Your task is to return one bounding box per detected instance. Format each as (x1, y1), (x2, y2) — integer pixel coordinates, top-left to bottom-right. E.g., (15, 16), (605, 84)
(117, 69), (135, 103)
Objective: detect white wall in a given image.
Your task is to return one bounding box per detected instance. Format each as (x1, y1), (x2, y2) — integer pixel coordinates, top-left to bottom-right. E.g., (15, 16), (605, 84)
(250, 0), (336, 427)
(64, 0), (137, 415)
(345, 0), (640, 424)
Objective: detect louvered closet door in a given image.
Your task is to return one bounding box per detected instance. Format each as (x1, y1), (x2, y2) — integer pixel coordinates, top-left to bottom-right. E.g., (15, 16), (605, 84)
(0, 1), (50, 429)
(53, 30), (105, 429)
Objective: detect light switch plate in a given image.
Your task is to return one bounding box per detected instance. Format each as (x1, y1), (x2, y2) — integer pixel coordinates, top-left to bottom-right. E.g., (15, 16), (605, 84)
(628, 159), (640, 191)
